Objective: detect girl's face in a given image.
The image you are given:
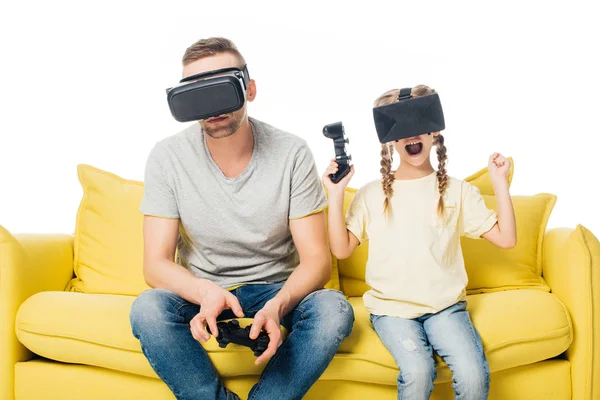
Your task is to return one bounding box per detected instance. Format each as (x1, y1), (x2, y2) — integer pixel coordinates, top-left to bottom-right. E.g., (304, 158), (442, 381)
(392, 132), (440, 168)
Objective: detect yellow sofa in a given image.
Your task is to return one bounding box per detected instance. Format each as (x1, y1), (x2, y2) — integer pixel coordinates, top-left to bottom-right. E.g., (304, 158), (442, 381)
(1, 161), (599, 400)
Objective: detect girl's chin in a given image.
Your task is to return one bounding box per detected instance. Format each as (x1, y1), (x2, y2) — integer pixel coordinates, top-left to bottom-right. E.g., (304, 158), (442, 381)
(400, 156), (429, 167)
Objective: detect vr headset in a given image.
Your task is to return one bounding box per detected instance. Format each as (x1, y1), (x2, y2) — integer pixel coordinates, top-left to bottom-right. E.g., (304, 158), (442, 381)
(373, 87), (445, 143)
(166, 65), (250, 122)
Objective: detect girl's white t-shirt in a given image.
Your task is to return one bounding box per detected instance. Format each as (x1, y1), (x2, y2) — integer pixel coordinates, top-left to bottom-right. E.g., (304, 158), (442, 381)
(346, 171), (497, 319)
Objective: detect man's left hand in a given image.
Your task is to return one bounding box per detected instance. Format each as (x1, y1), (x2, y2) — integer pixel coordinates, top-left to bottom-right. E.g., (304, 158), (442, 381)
(250, 300), (283, 365)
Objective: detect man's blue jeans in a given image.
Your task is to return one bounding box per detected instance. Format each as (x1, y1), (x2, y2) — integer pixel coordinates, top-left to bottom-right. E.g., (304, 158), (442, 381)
(130, 282), (354, 400)
(371, 301), (490, 400)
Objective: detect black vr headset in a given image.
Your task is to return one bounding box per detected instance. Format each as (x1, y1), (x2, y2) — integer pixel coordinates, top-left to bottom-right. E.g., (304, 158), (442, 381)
(373, 88), (445, 143)
(166, 65), (250, 122)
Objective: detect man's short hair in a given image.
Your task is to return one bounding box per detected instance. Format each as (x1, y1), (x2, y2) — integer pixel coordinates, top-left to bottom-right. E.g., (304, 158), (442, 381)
(182, 37), (246, 68)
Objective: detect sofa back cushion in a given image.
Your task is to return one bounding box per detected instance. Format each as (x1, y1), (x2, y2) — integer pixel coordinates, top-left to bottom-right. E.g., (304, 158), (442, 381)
(68, 164), (340, 295)
(337, 159), (553, 296)
(461, 193), (555, 293)
(68, 165), (149, 295)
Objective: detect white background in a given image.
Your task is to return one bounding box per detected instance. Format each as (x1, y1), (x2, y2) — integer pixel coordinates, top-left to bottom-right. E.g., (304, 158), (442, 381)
(1, 1), (598, 236)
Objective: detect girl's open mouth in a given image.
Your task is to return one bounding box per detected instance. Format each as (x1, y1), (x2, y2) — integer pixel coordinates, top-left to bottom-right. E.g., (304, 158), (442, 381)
(405, 141), (423, 156)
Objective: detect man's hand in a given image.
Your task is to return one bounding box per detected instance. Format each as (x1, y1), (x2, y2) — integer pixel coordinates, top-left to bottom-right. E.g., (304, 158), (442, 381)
(189, 280), (244, 343)
(250, 300), (283, 365)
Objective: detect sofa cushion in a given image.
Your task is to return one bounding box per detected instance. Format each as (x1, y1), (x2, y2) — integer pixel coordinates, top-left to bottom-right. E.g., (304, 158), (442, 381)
(15, 291), (277, 379)
(461, 194), (555, 293)
(14, 358), (573, 400)
(16, 289), (571, 385)
(339, 291), (571, 383)
(69, 164), (340, 295)
(68, 165), (149, 295)
(337, 159), (554, 297)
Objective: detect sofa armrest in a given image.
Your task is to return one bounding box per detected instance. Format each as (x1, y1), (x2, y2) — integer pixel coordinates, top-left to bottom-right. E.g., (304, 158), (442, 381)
(0, 225), (74, 400)
(543, 225), (600, 400)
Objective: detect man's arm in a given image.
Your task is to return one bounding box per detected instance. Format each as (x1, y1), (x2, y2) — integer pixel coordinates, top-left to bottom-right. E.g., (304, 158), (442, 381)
(249, 210), (331, 365)
(142, 216), (244, 341)
(142, 215), (200, 303)
(271, 210), (331, 315)
(139, 145), (202, 300)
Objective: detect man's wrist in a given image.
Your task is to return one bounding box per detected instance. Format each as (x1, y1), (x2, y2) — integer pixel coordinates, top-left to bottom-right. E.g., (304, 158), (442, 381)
(181, 277), (211, 304)
(266, 290), (292, 319)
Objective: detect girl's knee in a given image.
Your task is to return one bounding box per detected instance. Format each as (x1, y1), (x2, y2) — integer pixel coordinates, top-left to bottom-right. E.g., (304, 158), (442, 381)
(452, 361), (490, 399)
(399, 358), (436, 386)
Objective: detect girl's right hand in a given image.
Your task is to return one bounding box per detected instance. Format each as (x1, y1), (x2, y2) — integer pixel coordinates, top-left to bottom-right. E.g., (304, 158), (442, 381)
(322, 159), (354, 193)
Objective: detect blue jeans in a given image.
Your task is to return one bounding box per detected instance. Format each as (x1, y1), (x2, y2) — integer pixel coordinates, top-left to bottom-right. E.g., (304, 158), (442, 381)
(371, 301), (489, 400)
(130, 283), (354, 400)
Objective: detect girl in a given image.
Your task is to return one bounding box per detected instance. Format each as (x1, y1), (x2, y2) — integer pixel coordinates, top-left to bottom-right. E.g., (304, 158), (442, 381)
(323, 85), (516, 400)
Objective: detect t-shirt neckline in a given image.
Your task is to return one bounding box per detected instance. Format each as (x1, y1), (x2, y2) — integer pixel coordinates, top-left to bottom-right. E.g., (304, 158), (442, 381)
(393, 170), (437, 184)
(201, 119), (259, 183)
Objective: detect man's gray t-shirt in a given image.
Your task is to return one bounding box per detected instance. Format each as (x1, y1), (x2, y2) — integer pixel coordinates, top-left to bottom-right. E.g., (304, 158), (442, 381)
(139, 117), (327, 288)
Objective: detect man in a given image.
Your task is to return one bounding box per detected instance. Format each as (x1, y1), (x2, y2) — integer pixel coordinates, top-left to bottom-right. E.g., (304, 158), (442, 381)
(129, 37), (354, 400)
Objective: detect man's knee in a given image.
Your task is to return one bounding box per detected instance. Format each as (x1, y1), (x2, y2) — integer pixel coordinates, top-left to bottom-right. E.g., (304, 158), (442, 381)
(302, 289), (354, 343)
(130, 288), (180, 335)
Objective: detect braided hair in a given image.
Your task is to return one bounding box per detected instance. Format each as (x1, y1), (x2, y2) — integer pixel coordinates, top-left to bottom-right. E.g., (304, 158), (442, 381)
(380, 143), (395, 217)
(434, 133), (448, 217)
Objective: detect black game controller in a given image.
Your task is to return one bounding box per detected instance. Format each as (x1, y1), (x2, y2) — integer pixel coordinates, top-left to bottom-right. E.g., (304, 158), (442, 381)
(323, 122), (352, 183)
(209, 320), (270, 357)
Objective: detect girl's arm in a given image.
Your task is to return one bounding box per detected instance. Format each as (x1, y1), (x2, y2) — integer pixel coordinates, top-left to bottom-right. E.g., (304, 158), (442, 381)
(327, 189), (361, 259)
(322, 161), (361, 259)
(482, 153), (517, 249)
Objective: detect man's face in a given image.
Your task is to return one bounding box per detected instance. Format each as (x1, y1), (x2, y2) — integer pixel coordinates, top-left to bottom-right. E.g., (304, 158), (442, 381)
(182, 53), (256, 139)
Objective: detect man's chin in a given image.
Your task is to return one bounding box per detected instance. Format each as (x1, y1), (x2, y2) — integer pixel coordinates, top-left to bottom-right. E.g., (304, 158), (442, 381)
(201, 122), (235, 139)
(205, 128), (235, 139)
(200, 111), (244, 139)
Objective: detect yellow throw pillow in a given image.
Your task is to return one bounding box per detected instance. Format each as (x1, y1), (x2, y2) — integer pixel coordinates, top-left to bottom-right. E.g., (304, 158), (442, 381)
(68, 165), (149, 295)
(461, 193), (555, 293)
(68, 164), (340, 295)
